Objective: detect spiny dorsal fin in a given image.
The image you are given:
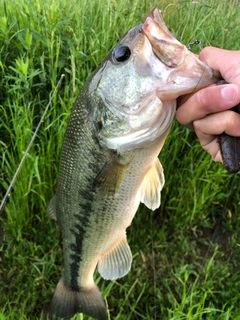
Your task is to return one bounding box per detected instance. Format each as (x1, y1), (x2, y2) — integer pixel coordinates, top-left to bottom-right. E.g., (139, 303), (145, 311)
(93, 160), (128, 195)
(98, 236), (132, 280)
(140, 157), (165, 211)
(46, 195), (57, 220)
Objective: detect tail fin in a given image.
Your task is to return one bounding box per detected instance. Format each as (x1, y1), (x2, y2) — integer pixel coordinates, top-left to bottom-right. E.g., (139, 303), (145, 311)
(48, 277), (108, 320)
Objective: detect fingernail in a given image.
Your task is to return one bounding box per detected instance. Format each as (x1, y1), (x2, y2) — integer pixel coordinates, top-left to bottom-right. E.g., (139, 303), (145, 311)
(221, 85), (237, 102)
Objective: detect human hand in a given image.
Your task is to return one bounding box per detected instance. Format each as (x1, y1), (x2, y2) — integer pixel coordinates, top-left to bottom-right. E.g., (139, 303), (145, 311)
(176, 46), (240, 162)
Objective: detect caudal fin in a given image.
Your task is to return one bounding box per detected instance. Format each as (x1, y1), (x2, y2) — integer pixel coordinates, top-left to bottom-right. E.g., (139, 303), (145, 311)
(48, 277), (108, 320)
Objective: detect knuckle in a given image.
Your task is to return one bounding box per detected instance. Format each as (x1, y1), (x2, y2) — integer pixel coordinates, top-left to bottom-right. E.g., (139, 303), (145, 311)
(226, 111), (234, 127)
(192, 119), (201, 132)
(226, 111), (240, 132)
(194, 90), (206, 112)
(199, 46), (212, 60)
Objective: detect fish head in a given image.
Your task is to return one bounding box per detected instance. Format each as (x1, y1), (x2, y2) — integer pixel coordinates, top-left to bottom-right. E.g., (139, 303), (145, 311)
(89, 8), (220, 151)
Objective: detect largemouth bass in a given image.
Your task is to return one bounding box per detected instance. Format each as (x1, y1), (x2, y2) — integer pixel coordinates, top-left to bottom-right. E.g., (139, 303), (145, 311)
(47, 8), (220, 320)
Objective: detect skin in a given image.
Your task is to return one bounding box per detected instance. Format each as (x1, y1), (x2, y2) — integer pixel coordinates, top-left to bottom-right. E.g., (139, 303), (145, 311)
(176, 46), (240, 162)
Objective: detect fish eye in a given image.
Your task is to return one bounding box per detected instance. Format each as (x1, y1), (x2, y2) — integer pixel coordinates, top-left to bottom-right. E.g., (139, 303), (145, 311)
(112, 45), (131, 63)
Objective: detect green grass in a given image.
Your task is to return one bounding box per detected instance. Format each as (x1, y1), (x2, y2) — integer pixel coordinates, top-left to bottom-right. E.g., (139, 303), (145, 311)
(1, 0), (240, 319)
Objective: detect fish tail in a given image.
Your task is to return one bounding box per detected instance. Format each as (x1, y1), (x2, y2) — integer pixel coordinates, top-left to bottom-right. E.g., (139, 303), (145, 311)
(47, 277), (108, 320)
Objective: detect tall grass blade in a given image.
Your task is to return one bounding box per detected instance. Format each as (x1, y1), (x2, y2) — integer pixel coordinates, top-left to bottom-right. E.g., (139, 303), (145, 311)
(0, 74), (64, 214)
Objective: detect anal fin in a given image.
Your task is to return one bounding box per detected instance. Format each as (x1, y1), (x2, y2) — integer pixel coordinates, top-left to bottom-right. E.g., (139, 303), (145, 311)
(140, 157), (165, 211)
(98, 236), (132, 280)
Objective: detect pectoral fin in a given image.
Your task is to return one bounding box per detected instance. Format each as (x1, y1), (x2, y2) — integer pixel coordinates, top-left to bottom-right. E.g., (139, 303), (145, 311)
(93, 160), (128, 195)
(140, 158), (165, 210)
(98, 236), (132, 280)
(46, 195), (57, 220)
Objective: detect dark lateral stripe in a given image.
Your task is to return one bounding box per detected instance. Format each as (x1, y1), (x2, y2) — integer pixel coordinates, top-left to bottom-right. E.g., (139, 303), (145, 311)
(69, 198), (93, 288)
(61, 105), (107, 289)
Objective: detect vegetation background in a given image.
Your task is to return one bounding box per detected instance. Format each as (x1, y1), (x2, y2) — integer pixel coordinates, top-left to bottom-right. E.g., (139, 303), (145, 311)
(1, 0), (240, 319)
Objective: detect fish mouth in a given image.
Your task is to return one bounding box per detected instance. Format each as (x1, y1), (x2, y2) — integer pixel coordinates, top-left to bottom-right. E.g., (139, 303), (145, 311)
(142, 8), (185, 68)
(142, 8), (221, 88)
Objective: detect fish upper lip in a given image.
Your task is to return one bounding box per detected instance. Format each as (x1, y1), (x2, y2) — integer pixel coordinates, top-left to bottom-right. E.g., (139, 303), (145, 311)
(142, 12), (185, 68)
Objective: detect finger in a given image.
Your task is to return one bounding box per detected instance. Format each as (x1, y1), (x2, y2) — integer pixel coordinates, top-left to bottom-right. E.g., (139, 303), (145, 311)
(199, 47), (240, 82)
(193, 110), (240, 163)
(194, 110), (240, 138)
(176, 84), (240, 130)
(198, 136), (222, 163)
(193, 110), (240, 162)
